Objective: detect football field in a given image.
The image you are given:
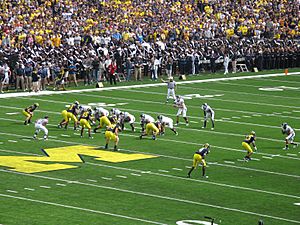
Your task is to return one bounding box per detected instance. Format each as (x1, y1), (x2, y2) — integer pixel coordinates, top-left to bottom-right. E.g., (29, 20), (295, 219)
(0, 72), (300, 225)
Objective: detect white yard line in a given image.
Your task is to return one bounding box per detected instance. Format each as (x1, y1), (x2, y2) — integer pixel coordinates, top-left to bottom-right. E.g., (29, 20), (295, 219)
(56, 183), (66, 187)
(0, 72), (298, 99)
(101, 177), (112, 181)
(0, 193), (166, 225)
(1, 174), (300, 224)
(179, 85), (300, 100)
(224, 161), (235, 164)
(158, 170), (169, 173)
(262, 156), (273, 160)
(287, 153), (298, 157)
(5, 112), (20, 115)
(6, 190), (18, 193)
(8, 140), (18, 143)
(40, 186), (51, 189)
(130, 173), (142, 177)
(172, 168), (183, 171)
(116, 175), (127, 179)
(24, 188), (35, 191)
(86, 179), (97, 183)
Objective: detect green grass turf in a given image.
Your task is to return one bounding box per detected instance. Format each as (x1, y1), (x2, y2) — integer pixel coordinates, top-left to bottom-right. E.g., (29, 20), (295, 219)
(0, 71), (300, 225)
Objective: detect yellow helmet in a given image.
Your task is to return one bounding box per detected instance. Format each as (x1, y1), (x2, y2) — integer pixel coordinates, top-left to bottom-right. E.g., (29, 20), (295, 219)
(251, 131), (256, 135)
(34, 103), (39, 107)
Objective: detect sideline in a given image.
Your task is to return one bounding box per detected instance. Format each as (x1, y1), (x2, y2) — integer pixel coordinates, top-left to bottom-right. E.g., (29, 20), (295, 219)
(0, 72), (299, 99)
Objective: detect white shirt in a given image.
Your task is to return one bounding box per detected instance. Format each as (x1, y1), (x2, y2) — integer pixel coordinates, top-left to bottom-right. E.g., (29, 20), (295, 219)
(204, 105), (214, 115)
(111, 108), (121, 117)
(167, 81), (176, 89)
(159, 115), (173, 126)
(141, 114), (155, 123)
(36, 118), (48, 126)
(284, 125), (295, 135)
(95, 107), (109, 116)
(175, 97), (187, 110)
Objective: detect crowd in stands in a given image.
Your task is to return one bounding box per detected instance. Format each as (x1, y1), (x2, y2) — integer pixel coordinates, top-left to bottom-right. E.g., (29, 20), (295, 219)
(0, 0), (299, 92)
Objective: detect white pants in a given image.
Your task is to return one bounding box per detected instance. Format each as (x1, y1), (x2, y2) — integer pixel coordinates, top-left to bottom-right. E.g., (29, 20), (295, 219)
(286, 132), (295, 143)
(204, 113), (215, 122)
(2, 76), (9, 84)
(167, 89), (176, 100)
(224, 62), (229, 74)
(35, 124), (48, 136)
(177, 108), (187, 117)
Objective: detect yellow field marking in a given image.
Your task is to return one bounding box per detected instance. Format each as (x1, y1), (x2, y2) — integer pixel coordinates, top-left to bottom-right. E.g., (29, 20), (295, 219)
(0, 145), (158, 174)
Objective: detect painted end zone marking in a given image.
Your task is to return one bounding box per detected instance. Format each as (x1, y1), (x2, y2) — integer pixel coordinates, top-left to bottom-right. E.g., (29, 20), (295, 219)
(6, 190), (18, 193)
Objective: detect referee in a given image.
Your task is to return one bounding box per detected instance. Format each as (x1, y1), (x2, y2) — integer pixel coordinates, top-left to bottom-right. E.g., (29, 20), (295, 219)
(161, 76), (176, 103)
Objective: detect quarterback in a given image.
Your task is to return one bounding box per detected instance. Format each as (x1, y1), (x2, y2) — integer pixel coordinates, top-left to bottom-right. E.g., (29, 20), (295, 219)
(174, 95), (189, 126)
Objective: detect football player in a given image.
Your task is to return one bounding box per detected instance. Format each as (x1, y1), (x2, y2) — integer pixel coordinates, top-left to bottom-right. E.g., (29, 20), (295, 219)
(33, 115), (49, 140)
(281, 123), (298, 150)
(79, 108), (93, 138)
(104, 123), (121, 151)
(58, 101), (79, 130)
(119, 111), (136, 132)
(201, 103), (215, 130)
(140, 113), (155, 132)
(139, 121), (159, 140)
(111, 108), (122, 119)
(187, 143), (210, 178)
(161, 76), (176, 103)
(94, 113), (112, 133)
(23, 103), (39, 125)
(174, 95), (189, 126)
(242, 131), (257, 161)
(157, 115), (178, 135)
